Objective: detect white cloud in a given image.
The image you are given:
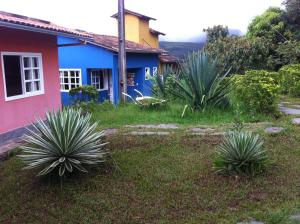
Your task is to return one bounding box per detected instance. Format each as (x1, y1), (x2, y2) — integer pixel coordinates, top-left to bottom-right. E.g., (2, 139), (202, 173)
(0, 0), (283, 41)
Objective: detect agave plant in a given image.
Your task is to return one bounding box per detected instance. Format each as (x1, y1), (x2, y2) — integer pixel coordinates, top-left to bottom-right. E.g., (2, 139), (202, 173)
(168, 52), (231, 114)
(214, 131), (268, 176)
(19, 108), (109, 177)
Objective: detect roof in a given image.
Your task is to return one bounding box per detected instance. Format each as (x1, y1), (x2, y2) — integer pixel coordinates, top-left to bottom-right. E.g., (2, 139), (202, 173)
(87, 33), (164, 54)
(150, 28), (165, 36)
(159, 53), (179, 63)
(111, 9), (156, 21)
(0, 11), (90, 38)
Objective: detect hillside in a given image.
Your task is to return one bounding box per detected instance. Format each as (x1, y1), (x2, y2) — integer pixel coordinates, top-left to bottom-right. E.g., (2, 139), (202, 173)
(159, 41), (205, 60)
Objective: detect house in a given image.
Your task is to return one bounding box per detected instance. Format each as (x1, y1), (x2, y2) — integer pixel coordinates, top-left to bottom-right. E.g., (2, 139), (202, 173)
(111, 9), (178, 72)
(0, 11), (89, 140)
(58, 33), (163, 105)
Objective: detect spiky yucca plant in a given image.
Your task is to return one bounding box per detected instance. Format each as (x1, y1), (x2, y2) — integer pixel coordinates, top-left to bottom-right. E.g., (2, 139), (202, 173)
(214, 131), (268, 176)
(19, 108), (109, 177)
(169, 52), (231, 113)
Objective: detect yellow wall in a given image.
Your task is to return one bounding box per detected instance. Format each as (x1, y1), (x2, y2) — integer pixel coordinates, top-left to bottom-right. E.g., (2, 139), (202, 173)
(124, 14), (140, 43)
(124, 14), (159, 48)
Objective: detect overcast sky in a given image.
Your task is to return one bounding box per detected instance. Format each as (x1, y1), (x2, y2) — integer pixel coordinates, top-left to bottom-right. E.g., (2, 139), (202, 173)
(0, 0), (283, 41)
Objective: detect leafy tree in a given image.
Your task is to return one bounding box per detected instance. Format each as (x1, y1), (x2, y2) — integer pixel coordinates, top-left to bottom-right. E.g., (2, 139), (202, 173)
(204, 36), (273, 74)
(247, 7), (291, 44)
(283, 0), (300, 25)
(274, 40), (300, 66)
(203, 25), (229, 43)
(283, 0), (300, 40)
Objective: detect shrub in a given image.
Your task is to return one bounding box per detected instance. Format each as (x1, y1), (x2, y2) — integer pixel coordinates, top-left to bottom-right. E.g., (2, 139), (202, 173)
(168, 52), (231, 113)
(231, 70), (280, 114)
(152, 66), (177, 99)
(290, 81), (300, 97)
(279, 64), (300, 95)
(214, 131), (268, 176)
(69, 85), (98, 113)
(19, 108), (109, 177)
(204, 36), (273, 74)
(69, 85), (98, 102)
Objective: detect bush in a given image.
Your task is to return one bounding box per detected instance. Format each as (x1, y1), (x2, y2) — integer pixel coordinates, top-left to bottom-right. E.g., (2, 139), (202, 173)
(231, 70), (280, 114)
(279, 64), (300, 96)
(290, 81), (300, 97)
(204, 36), (274, 74)
(69, 85), (98, 113)
(19, 108), (109, 178)
(214, 131), (268, 176)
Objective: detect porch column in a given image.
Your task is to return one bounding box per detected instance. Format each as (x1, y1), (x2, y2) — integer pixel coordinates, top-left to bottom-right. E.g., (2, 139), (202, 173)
(112, 55), (120, 105)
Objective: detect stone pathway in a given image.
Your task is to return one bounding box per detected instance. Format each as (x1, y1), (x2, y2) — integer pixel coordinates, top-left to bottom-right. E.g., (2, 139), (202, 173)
(264, 127), (285, 134)
(292, 118), (300, 125)
(290, 214), (300, 221)
(279, 103), (300, 115)
(129, 131), (170, 136)
(126, 124), (178, 129)
(104, 128), (118, 136)
(237, 221), (264, 224)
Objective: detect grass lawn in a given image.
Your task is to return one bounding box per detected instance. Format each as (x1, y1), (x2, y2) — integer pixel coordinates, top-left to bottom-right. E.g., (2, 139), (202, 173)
(93, 102), (272, 129)
(1, 113), (300, 223)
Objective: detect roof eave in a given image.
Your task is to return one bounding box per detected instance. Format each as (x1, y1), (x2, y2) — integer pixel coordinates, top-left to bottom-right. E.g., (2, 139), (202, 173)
(0, 21), (91, 39)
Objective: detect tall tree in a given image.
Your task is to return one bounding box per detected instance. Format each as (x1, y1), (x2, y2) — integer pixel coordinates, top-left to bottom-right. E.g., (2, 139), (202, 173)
(203, 25), (229, 43)
(284, 0), (300, 25)
(247, 7), (290, 44)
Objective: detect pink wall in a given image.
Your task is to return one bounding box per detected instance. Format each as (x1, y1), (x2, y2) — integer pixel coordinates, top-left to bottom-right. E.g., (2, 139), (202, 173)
(0, 27), (61, 134)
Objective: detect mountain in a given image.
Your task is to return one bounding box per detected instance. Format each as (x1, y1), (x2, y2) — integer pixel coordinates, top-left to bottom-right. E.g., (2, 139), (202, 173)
(159, 41), (205, 60)
(161, 28), (244, 43)
(159, 29), (243, 60)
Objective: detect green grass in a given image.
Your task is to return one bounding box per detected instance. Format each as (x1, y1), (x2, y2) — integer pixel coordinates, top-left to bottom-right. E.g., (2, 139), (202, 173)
(1, 123), (300, 223)
(93, 102), (272, 128)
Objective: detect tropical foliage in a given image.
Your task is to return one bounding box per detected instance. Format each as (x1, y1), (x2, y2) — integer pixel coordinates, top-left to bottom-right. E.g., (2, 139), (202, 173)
(231, 70), (280, 114)
(19, 108), (109, 177)
(214, 131), (268, 176)
(247, 7), (290, 44)
(204, 36), (272, 74)
(279, 64), (300, 96)
(167, 52), (231, 113)
(69, 85), (98, 113)
(203, 25), (229, 43)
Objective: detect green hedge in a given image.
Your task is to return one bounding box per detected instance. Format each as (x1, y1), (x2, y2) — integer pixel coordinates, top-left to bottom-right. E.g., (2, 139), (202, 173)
(231, 70), (280, 114)
(279, 64), (300, 97)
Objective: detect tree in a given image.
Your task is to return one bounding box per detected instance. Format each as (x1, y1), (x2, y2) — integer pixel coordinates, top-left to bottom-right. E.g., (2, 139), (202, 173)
(204, 36), (273, 74)
(283, 0), (300, 40)
(283, 0), (300, 25)
(247, 7), (291, 44)
(203, 25), (229, 43)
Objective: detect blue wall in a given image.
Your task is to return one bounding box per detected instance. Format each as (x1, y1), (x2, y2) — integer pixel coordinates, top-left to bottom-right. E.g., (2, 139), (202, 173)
(58, 36), (159, 105)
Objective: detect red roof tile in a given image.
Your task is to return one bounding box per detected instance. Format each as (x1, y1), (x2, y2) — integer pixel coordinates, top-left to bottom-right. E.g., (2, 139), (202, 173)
(159, 53), (179, 63)
(88, 33), (165, 54)
(0, 11), (90, 38)
(111, 9), (156, 21)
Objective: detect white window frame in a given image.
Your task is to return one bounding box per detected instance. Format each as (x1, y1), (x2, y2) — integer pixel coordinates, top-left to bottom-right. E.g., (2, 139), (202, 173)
(1, 52), (45, 102)
(153, 67), (158, 76)
(145, 67), (151, 80)
(90, 70), (109, 91)
(59, 68), (82, 92)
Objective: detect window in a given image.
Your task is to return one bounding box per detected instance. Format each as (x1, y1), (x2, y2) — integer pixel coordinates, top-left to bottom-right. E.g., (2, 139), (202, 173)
(153, 67), (158, 76)
(90, 69), (109, 91)
(127, 72), (135, 86)
(1, 52), (44, 101)
(145, 67), (151, 80)
(59, 69), (81, 91)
